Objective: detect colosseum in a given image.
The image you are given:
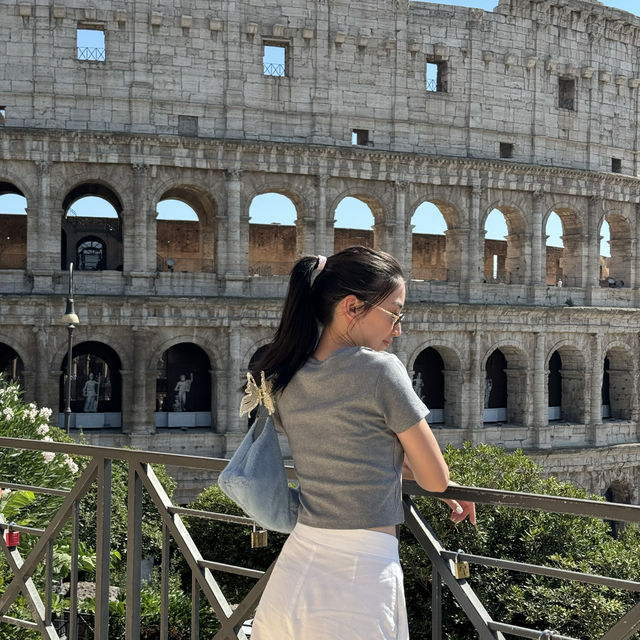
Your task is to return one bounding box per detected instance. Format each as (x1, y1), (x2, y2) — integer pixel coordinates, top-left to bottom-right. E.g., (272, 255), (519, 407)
(1, 0), (639, 502)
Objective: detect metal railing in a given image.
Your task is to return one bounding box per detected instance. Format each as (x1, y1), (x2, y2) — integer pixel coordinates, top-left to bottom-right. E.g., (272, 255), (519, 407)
(263, 63), (285, 77)
(77, 47), (105, 62)
(0, 437), (638, 639)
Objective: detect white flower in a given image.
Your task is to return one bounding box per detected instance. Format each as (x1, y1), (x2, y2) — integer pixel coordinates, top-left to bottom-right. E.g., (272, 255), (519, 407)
(2, 408), (14, 420)
(43, 435), (53, 442)
(42, 451), (55, 463)
(3, 488), (11, 495)
(36, 424), (50, 436)
(25, 408), (38, 421)
(65, 457), (79, 474)
(38, 407), (53, 420)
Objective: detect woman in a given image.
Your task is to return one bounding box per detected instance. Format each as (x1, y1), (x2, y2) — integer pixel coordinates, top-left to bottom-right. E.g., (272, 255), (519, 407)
(249, 246), (475, 640)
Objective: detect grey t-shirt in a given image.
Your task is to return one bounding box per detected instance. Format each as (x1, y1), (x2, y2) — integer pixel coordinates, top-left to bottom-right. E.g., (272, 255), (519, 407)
(274, 346), (429, 529)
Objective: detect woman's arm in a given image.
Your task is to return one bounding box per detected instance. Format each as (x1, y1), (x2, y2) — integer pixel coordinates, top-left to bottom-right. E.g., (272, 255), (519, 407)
(399, 419), (476, 525)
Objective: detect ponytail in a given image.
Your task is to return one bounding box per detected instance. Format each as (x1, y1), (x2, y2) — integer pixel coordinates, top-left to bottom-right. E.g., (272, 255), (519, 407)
(251, 246), (404, 394)
(251, 256), (321, 393)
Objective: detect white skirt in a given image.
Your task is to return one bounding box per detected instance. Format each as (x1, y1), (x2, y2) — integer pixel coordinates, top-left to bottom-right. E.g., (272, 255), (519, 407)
(251, 522), (409, 640)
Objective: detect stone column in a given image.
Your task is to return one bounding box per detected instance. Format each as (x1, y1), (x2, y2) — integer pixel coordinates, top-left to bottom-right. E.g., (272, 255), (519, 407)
(586, 196), (602, 296)
(128, 327), (153, 434)
(315, 175), (332, 257)
(34, 324), (51, 409)
(29, 161), (57, 292)
(226, 326), (245, 434)
(467, 330), (484, 442)
(225, 169), (243, 275)
(465, 183), (483, 285)
(295, 214), (316, 257)
(589, 332), (603, 445)
(393, 181), (409, 273)
(533, 333), (550, 448)
(530, 190), (545, 286)
(223, 0), (245, 136)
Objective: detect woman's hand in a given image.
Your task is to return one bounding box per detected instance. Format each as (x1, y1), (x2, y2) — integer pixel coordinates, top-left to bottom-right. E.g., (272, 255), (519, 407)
(441, 481), (476, 525)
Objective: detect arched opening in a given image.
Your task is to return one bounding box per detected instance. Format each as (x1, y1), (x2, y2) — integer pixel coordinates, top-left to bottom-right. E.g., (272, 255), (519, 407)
(59, 341), (122, 429)
(600, 214), (630, 288)
(545, 211), (564, 286)
(411, 202), (447, 281)
(603, 347), (633, 420)
(156, 199), (201, 273)
(605, 480), (632, 538)
(546, 208), (583, 287)
(412, 347), (445, 424)
(548, 351), (562, 421)
(62, 189), (123, 271)
(0, 186), (27, 270)
(155, 343), (211, 428)
(483, 206), (526, 284)
(547, 346), (586, 423)
(333, 196), (374, 252)
(249, 193), (297, 276)
(484, 349), (507, 422)
(0, 343), (24, 388)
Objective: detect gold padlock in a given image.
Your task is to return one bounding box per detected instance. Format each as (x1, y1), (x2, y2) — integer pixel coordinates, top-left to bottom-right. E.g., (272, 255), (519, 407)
(251, 524), (268, 549)
(453, 549), (470, 580)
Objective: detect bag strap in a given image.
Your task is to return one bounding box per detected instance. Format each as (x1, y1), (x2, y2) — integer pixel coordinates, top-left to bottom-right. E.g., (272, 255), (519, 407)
(251, 404), (270, 440)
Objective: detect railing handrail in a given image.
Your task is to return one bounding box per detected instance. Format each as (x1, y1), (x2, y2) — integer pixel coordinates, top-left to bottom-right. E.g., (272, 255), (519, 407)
(1, 437), (638, 523)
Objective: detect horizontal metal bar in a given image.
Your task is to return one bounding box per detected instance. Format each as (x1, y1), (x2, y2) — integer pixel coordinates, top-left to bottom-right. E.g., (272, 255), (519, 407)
(0, 522), (44, 536)
(199, 560), (265, 579)
(441, 551), (640, 592)
(404, 482), (640, 523)
(171, 506), (255, 526)
(0, 480), (69, 497)
(0, 615), (39, 630)
(489, 621), (580, 640)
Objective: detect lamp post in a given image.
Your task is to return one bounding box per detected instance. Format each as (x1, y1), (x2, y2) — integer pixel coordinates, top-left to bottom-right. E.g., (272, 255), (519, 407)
(61, 262), (79, 434)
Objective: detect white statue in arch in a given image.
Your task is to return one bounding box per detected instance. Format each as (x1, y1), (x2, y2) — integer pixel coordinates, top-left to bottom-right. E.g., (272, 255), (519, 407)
(484, 377), (493, 408)
(82, 372), (100, 412)
(174, 373), (193, 412)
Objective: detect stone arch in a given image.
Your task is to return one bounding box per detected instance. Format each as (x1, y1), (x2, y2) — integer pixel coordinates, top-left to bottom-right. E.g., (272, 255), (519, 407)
(246, 185), (304, 276)
(241, 337), (274, 371)
(409, 197), (464, 282)
(0, 341), (26, 387)
(409, 341), (463, 427)
(483, 202), (527, 285)
(482, 343), (529, 425)
(600, 211), (631, 288)
(546, 341), (587, 423)
(60, 182), (125, 271)
(0, 181), (29, 269)
(155, 184), (217, 273)
(330, 186), (389, 251)
(602, 343), (634, 420)
(544, 205), (585, 288)
(148, 335), (221, 375)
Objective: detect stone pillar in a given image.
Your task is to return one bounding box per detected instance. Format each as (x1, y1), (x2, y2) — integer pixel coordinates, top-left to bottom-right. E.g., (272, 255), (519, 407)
(466, 184), (483, 285)
(393, 181), (409, 273)
(223, 0), (245, 136)
(467, 330), (483, 442)
(225, 169), (243, 275)
(34, 324), (51, 409)
(29, 161), (57, 292)
(315, 175), (332, 257)
(634, 203), (640, 305)
(226, 326), (245, 434)
(589, 332), (603, 445)
(533, 332), (550, 448)
(530, 190), (545, 286)
(586, 196), (602, 296)
(295, 215), (316, 257)
(128, 327), (153, 434)
(126, 164), (153, 293)
(373, 222), (395, 255)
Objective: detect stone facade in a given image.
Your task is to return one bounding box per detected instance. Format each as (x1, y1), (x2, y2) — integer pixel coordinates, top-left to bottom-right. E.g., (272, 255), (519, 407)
(1, 0), (640, 502)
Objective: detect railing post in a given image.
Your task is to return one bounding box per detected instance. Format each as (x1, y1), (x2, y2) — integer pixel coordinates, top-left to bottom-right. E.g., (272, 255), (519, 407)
(45, 540), (53, 628)
(191, 573), (200, 640)
(126, 463), (143, 640)
(160, 523), (170, 640)
(69, 501), (79, 640)
(432, 566), (442, 640)
(95, 459), (112, 640)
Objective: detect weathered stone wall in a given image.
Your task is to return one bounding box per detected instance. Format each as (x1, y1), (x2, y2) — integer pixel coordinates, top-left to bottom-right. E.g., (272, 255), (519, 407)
(2, 0), (640, 502)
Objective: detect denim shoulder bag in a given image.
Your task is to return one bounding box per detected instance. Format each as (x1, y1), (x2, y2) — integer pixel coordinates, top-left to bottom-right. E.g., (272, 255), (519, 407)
(218, 372), (300, 534)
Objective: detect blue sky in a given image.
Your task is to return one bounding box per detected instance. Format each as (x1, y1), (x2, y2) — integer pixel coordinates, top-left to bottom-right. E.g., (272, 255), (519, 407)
(4, 0), (636, 253)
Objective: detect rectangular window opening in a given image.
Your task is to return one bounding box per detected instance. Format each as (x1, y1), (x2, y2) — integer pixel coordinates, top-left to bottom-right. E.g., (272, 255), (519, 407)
(352, 129), (370, 146)
(0, 107), (5, 125)
(492, 254), (498, 280)
(263, 43), (287, 77)
(426, 60), (447, 93)
(558, 77), (575, 110)
(612, 157), (622, 173)
(178, 115), (198, 137)
(77, 27), (106, 61)
(500, 142), (514, 159)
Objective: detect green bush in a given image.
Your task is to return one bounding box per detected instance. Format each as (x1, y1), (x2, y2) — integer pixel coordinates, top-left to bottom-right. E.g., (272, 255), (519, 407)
(401, 443), (640, 640)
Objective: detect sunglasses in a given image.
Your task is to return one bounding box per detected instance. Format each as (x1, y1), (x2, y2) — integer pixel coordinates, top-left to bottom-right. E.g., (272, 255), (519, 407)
(373, 305), (405, 327)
